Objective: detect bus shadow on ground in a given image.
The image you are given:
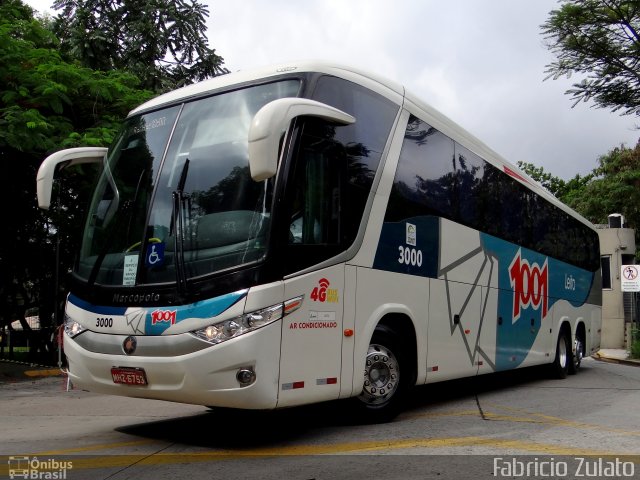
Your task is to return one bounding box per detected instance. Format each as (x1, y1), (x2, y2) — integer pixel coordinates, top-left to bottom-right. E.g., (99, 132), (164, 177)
(115, 364), (581, 450)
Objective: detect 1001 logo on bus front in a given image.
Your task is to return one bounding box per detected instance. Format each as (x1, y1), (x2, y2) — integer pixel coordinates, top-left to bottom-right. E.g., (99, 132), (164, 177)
(509, 249), (548, 322)
(151, 309), (177, 325)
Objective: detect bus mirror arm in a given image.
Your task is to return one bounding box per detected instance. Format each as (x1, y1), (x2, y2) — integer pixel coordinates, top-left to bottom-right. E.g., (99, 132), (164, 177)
(247, 98), (355, 181)
(36, 147), (108, 209)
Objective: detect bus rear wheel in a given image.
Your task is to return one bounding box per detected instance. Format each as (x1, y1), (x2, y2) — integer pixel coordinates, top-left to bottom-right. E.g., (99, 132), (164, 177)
(353, 327), (410, 423)
(551, 331), (571, 379)
(569, 336), (583, 375)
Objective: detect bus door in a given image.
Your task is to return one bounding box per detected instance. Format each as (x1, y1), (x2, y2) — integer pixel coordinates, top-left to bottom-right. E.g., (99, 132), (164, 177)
(276, 119), (349, 407)
(279, 265), (345, 407)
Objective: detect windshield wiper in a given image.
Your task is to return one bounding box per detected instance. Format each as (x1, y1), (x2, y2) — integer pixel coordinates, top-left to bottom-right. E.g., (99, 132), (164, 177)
(171, 159), (190, 296)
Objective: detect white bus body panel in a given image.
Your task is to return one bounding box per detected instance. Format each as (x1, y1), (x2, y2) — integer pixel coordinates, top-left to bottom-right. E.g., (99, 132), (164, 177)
(278, 264), (345, 407)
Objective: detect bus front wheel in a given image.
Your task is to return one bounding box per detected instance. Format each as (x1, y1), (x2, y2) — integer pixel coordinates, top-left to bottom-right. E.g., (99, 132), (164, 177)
(353, 326), (410, 423)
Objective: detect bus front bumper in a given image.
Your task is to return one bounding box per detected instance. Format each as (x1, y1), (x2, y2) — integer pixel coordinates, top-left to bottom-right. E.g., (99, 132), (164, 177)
(63, 322), (282, 410)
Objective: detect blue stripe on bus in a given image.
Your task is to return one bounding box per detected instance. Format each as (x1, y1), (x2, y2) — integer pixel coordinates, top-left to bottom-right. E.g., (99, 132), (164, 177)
(144, 289), (249, 335)
(372, 215), (595, 371)
(481, 234), (594, 370)
(69, 290), (249, 335)
(68, 294), (128, 316)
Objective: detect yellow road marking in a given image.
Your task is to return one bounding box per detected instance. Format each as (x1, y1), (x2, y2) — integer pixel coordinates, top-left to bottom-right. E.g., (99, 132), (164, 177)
(24, 369), (63, 378)
(2, 436), (634, 474)
(406, 405), (640, 438)
(35, 439), (159, 456)
(485, 404), (640, 437)
(3, 404), (637, 473)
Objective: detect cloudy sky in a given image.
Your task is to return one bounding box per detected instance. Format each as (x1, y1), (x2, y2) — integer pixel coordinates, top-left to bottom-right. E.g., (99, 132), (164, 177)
(26, 0), (639, 179)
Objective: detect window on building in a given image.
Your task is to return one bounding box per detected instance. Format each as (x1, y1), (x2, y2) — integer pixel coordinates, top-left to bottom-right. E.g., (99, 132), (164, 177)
(601, 256), (612, 289)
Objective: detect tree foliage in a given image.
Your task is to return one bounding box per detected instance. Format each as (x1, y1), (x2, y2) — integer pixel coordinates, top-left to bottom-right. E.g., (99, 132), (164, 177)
(0, 0), (152, 359)
(52, 0), (229, 91)
(542, 0), (640, 115)
(519, 141), (640, 258)
(570, 142), (640, 230)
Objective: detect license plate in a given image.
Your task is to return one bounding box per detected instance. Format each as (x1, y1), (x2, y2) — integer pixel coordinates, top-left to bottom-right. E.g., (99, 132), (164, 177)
(111, 367), (148, 386)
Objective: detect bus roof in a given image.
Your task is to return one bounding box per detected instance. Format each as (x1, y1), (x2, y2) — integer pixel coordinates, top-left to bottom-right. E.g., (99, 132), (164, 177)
(128, 60), (595, 230)
(128, 60), (405, 117)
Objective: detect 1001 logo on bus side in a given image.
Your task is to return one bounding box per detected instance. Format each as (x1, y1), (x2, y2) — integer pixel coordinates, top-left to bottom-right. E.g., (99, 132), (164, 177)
(509, 249), (548, 322)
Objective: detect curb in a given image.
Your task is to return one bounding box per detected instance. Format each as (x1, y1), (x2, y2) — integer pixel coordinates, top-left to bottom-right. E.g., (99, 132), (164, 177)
(24, 368), (65, 378)
(592, 353), (640, 368)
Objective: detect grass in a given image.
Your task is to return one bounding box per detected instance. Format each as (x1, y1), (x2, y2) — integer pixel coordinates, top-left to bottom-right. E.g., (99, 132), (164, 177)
(0, 348), (30, 363)
(631, 328), (640, 359)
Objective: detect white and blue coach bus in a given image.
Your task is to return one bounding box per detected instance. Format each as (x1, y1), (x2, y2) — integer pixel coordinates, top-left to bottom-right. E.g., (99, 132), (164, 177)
(37, 61), (601, 422)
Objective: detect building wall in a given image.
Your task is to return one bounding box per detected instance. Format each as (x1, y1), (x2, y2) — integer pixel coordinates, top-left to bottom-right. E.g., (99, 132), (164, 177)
(597, 227), (636, 349)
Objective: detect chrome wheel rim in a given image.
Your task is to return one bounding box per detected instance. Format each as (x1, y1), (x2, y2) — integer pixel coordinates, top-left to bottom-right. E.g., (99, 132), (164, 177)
(358, 344), (399, 406)
(574, 338), (583, 366)
(558, 336), (567, 368)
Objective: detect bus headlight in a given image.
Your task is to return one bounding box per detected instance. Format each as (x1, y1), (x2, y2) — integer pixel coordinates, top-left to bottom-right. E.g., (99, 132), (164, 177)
(191, 303), (284, 345)
(64, 313), (86, 338)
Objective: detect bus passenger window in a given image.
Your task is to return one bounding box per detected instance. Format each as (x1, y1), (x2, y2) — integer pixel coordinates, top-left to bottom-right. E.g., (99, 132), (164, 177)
(289, 145), (341, 246)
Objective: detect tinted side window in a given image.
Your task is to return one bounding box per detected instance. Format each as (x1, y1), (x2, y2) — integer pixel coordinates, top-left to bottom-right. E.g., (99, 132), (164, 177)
(454, 143), (484, 229)
(281, 78), (399, 274)
(386, 115), (454, 221)
(288, 121), (345, 246)
(313, 76), (398, 242)
(387, 114), (599, 272)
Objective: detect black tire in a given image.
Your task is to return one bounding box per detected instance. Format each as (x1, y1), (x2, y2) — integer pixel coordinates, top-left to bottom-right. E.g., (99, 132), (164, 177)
(352, 326), (412, 423)
(568, 335), (583, 375)
(551, 331), (571, 379)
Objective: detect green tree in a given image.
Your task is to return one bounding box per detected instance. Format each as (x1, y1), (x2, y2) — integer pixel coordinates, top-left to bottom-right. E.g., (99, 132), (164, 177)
(570, 142), (640, 231)
(542, 0), (640, 115)
(517, 161), (593, 202)
(0, 0), (152, 361)
(52, 0), (229, 91)
(519, 142), (640, 260)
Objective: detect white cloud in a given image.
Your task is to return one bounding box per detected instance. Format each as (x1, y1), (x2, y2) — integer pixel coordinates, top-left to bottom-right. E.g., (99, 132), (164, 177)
(24, 0), (640, 179)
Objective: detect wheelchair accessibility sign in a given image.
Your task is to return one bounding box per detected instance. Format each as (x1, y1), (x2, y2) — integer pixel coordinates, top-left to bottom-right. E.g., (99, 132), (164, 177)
(621, 265), (640, 292)
(146, 242), (166, 268)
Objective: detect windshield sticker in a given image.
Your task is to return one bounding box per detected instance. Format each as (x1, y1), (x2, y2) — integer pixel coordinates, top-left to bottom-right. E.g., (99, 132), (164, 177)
(123, 255), (138, 285)
(133, 116), (167, 134)
(145, 242), (165, 268)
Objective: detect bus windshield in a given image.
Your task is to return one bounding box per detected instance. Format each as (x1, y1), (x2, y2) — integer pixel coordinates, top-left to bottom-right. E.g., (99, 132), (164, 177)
(77, 80), (300, 286)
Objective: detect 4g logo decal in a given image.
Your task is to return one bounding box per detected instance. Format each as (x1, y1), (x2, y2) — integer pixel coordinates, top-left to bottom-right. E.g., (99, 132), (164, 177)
(310, 278), (339, 303)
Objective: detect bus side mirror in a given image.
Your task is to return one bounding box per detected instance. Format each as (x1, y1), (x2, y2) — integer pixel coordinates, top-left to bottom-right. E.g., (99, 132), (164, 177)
(248, 98), (355, 181)
(36, 147), (107, 209)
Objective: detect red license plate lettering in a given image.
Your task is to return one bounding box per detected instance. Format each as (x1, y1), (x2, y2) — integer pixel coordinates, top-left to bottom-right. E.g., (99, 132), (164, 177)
(111, 367), (147, 386)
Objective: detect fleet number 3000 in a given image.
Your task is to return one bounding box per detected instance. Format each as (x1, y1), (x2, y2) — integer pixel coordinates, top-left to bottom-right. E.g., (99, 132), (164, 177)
(398, 246), (423, 267)
(96, 317), (113, 327)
